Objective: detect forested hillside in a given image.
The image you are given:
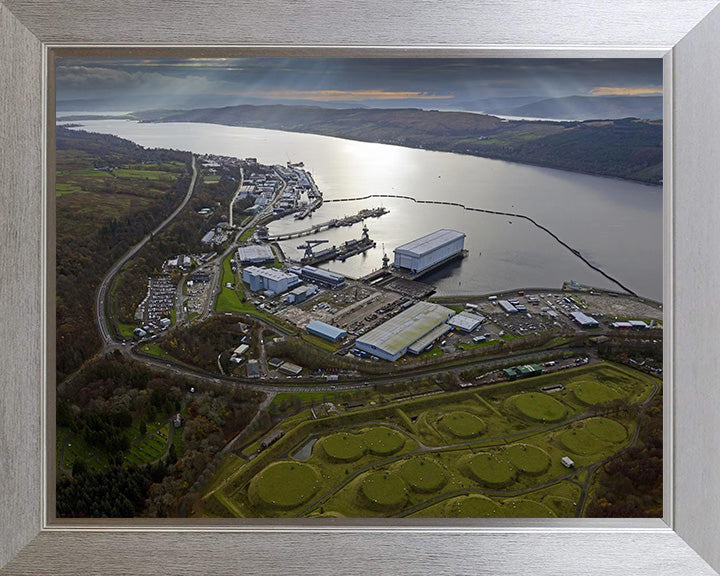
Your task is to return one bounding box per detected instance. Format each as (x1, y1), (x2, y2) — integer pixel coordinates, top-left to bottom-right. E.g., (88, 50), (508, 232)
(136, 105), (663, 184)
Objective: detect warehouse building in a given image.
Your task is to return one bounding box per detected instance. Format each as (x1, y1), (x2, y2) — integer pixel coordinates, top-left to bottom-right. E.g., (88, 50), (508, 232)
(289, 265), (345, 288)
(283, 284), (318, 304)
(498, 300), (518, 314)
(278, 362), (303, 376)
(355, 301), (455, 361)
(570, 311), (600, 328)
(306, 320), (347, 342)
(237, 244), (274, 265)
(447, 311), (486, 332)
(407, 323), (452, 355)
(242, 266), (299, 294)
(230, 344), (249, 363)
(393, 229), (466, 274)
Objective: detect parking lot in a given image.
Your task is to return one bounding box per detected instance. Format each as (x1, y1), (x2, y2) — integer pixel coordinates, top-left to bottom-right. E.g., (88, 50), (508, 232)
(136, 275), (175, 324)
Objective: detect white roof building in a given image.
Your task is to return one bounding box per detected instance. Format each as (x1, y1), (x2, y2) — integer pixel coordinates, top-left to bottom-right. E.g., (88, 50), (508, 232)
(242, 266), (299, 294)
(394, 229), (465, 274)
(237, 244), (274, 264)
(355, 301), (455, 361)
(447, 311), (486, 332)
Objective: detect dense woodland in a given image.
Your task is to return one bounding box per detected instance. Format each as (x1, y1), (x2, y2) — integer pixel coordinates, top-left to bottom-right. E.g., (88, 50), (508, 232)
(586, 393), (663, 517)
(55, 127), (191, 381)
(109, 166), (246, 325)
(136, 105), (663, 184)
(157, 316), (254, 372)
(57, 354), (264, 517)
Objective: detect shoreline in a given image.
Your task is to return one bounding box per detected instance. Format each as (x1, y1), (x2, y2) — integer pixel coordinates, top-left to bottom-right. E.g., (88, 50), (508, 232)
(57, 115), (663, 187)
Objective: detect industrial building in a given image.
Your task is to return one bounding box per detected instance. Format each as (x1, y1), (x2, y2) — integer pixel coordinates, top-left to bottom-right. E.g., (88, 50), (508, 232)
(570, 311), (600, 328)
(283, 284), (317, 304)
(278, 362), (303, 376)
(306, 320), (348, 342)
(498, 300), (518, 314)
(289, 265), (345, 288)
(230, 344), (249, 363)
(447, 311), (485, 332)
(355, 301), (455, 361)
(237, 244), (274, 265)
(246, 359), (260, 378)
(503, 364), (543, 380)
(393, 229), (465, 274)
(242, 266), (299, 294)
(407, 323), (452, 355)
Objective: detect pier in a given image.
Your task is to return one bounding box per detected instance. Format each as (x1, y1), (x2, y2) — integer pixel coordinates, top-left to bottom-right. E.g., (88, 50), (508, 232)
(269, 207), (388, 241)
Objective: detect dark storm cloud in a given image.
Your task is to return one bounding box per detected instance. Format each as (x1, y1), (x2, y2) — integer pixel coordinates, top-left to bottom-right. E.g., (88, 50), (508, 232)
(56, 58), (662, 108)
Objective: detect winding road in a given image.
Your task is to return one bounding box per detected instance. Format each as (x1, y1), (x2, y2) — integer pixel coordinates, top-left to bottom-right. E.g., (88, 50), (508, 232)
(95, 156), (198, 345)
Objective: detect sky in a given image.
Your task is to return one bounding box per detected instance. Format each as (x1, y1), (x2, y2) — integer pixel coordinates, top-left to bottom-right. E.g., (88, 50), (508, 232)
(56, 58), (663, 112)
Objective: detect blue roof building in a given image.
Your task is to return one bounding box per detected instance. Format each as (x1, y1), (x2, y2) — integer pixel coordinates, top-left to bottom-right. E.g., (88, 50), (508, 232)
(306, 320), (347, 342)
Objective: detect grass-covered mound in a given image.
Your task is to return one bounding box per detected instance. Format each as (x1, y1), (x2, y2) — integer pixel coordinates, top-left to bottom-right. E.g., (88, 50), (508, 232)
(586, 417), (627, 442)
(439, 411), (486, 439)
(320, 432), (366, 462)
(399, 457), (447, 493)
(571, 381), (622, 405)
(360, 471), (408, 509)
(502, 498), (556, 518)
(249, 461), (320, 509)
(447, 495), (499, 518)
(509, 392), (567, 422)
(558, 427), (610, 455)
(466, 452), (516, 487)
(362, 427), (405, 456)
(447, 495), (557, 518)
(505, 444), (551, 475)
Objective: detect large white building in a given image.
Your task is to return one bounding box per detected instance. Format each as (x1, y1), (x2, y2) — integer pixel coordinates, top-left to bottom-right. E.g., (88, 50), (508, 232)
(237, 244), (274, 265)
(393, 229), (465, 274)
(355, 301), (455, 361)
(242, 266), (299, 294)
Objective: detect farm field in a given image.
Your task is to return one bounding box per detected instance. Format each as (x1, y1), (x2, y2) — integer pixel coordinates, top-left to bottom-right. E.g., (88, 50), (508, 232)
(195, 362), (659, 518)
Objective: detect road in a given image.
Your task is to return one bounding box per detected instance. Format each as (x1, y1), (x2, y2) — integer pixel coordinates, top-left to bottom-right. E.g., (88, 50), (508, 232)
(198, 167), (288, 322)
(95, 156), (198, 345)
(227, 167), (244, 228)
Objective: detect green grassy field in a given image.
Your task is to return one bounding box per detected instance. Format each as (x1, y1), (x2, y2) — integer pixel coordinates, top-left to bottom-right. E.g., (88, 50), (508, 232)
(505, 444), (551, 475)
(197, 362), (657, 518)
(112, 168), (175, 181)
(248, 462), (320, 509)
(361, 471), (408, 509)
(215, 253), (254, 313)
(570, 380), (623, 405)
(508, 392), (568, 422)
(465, 452), (517, 487)
(400, 457), (447, 493)
(139, 343), (174, 360)
(115, 322), (136, 339)
(126, 423), (170, 466)
(56, 182), (86, 197)
(320, 432), (366, 462)
(439, 411), (486, 439)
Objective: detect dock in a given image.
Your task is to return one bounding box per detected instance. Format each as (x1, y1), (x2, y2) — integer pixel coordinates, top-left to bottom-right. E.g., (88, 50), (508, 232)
(269, 207), (388, 241)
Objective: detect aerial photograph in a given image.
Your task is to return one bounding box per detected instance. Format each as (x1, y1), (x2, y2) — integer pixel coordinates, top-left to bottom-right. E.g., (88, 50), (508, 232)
(55, 58), (663, 519)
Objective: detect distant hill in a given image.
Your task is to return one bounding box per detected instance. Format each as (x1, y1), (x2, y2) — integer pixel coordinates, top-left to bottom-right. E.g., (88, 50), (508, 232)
(501, 95), (662, 120)
(135, 104), (663, 184)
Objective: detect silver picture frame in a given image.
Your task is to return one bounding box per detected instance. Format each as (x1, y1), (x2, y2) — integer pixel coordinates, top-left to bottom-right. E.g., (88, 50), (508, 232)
(2, 1), (720, 574)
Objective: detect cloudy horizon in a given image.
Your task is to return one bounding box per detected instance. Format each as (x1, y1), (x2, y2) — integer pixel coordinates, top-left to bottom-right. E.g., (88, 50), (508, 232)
(56, 58), (663, 114)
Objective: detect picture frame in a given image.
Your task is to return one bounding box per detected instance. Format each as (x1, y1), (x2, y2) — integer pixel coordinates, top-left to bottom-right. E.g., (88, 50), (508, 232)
(2, 1), (720, 574)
